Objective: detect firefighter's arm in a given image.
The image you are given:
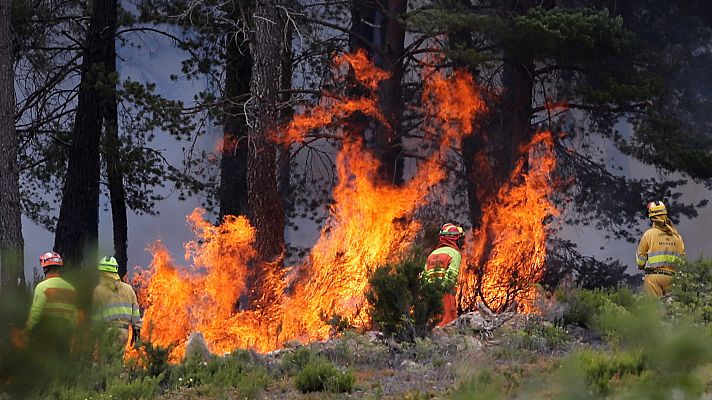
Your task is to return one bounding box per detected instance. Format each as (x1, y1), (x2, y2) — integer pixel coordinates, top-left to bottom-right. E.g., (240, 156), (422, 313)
(635, 232), (650, 270)
(130, 289), (142, 329)
(446, 252), (462, 286)
(26, 285), (47, 331)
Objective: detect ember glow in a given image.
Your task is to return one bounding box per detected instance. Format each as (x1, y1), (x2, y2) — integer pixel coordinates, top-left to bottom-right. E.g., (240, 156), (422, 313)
(134, 52), (556, 359)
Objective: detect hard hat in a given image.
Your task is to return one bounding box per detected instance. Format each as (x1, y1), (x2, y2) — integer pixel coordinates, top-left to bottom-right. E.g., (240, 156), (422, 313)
(647, 201), (667, 218)
(98, 256), (120, 273)
(39, 251), (63, 268)
(439, 223), (464, 237)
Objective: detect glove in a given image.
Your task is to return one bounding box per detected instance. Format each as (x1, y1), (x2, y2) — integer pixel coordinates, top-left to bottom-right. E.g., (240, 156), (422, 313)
(131, 327), (141, 348)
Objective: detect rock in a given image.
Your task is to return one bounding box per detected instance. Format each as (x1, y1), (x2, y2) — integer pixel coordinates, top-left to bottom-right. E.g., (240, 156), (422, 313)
(184, 332), (211, 362)
(365, 331), (384, 343)
(448, 311), (490, 331)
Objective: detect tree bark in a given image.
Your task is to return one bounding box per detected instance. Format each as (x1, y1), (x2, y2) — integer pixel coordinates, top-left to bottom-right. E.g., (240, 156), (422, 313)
(0, 0), (25, 291)
(103, 44), (127, 278)
(349, 0), (408, 185)
(373, 0), (407, 185)
(219, 1), (252, 221)
(54, 0), (117, 269)
(278, 17), (293, 209)
(457, 0), (546, 228)
(248, 0), (285, 262)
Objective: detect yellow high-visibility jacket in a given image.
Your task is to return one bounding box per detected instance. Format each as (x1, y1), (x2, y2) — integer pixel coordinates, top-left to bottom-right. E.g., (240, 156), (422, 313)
(636, 227), (686, 273)
(92, 272), (142, 329)
(26, 274), (79, 331)
(423, 245), (462, 288)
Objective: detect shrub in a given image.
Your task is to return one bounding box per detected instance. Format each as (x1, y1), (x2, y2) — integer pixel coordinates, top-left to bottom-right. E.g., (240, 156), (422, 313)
(106, 375), (161, 400)
(325, 369), (356, 393)
(281, 347), (317, 375)
(294, 358), (338, 393)
(669, 258), (712, 324)
(558, 288), (610, 329)
(510, 321), (569, 352)
(168, 349), (269, 398)
(558, 287), (637, 330)
(365, 257), (445, 341)
(293, 357), (355, 393)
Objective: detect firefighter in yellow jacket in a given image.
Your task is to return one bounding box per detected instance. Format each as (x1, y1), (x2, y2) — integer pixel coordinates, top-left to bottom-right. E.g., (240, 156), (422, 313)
(636, 201), (686, 297)
(26, 251), (79, 350)
(92, 256), (142, 348)
(423, 223), (464, 327)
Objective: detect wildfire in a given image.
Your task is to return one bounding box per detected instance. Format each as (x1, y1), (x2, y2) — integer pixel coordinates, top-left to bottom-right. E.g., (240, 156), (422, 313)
(134, 51), (557, 360)
(459, 131), (558, 312)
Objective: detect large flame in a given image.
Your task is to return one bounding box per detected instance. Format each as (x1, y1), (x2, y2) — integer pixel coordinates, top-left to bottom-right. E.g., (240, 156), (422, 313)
(459, 131), (558, 312)
(134, 51), (555, 359)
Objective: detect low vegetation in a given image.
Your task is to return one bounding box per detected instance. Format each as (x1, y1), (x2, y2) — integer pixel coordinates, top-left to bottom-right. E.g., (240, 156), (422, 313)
(3, 258), (712, 399)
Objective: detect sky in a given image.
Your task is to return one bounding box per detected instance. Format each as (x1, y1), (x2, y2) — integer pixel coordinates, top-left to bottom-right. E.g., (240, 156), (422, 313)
(16, 18), (712, 283)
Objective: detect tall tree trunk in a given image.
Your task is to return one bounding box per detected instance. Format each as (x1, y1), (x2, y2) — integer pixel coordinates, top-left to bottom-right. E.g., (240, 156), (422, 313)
(248, 0), (285, 260)
(349, 0), (408, 185)
(219, 1), (252, 221)
(103, 45), (127, 278)
(54, 0), (117, 269)
(457, 0), (548, 229)
(0, 0), (25, 291)
(278, 18), (293, 210)
(373, 0), (407, 185)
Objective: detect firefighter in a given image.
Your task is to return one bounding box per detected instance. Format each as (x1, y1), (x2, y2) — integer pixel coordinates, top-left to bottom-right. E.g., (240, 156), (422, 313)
(636, 201), (686, 298)
(92, 256), (142, 349)
(423, 223), (464, 327)
(25, 251), (79, 350)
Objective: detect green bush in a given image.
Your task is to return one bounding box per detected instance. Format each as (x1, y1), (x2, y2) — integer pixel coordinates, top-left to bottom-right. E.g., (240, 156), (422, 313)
(558, 287), (636, 330)
(365, 257), (446, 341)
(168, 350), (270, 398)
(294, 357), (355, 393)
(325, 369), (356, 393)
(510, 321), (569, 352)
(558, 288), (610, 328)
(670, 258), (712, 324)
(106, 375), (161, 400)
(281, 346), (317, 374)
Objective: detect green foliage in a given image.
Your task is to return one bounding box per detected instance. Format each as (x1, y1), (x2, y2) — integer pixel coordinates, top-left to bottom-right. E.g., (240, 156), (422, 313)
(558, 287), (635, 330)
(106, 375), (161, 400)
(669, 258), (712, 324)
(365, 257), (445, 341)
(281, 347), (318, 375)
(461, 282), (712, 398)
(294, 358), (355, 394)
(168, 350), (270, 398)
(517, 322), (569, 352)
(454, 368), (506, 400)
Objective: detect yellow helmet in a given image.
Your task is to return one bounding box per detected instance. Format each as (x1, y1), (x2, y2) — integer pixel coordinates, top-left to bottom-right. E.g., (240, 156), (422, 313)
(646, 201), (667, 218)
(98, 256), (120, 273)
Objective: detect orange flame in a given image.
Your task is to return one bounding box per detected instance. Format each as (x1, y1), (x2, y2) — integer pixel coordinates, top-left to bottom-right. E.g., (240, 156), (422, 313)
(279, 50), (390, 144)
(135, 53), (556, 360)
(459, 131), (558, 312)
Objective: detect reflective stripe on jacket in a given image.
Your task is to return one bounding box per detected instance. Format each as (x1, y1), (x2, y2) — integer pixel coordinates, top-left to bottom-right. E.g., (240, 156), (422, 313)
(92, 272), (142, 328)
(423, 245), (462, 288)
(636, 227), (686, 273)
(26, 275), (78, 331)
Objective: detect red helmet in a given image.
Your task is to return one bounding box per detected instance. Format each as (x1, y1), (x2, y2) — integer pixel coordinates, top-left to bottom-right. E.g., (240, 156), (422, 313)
(39, 251), (63, 268)
(439, 223), (464, 238)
